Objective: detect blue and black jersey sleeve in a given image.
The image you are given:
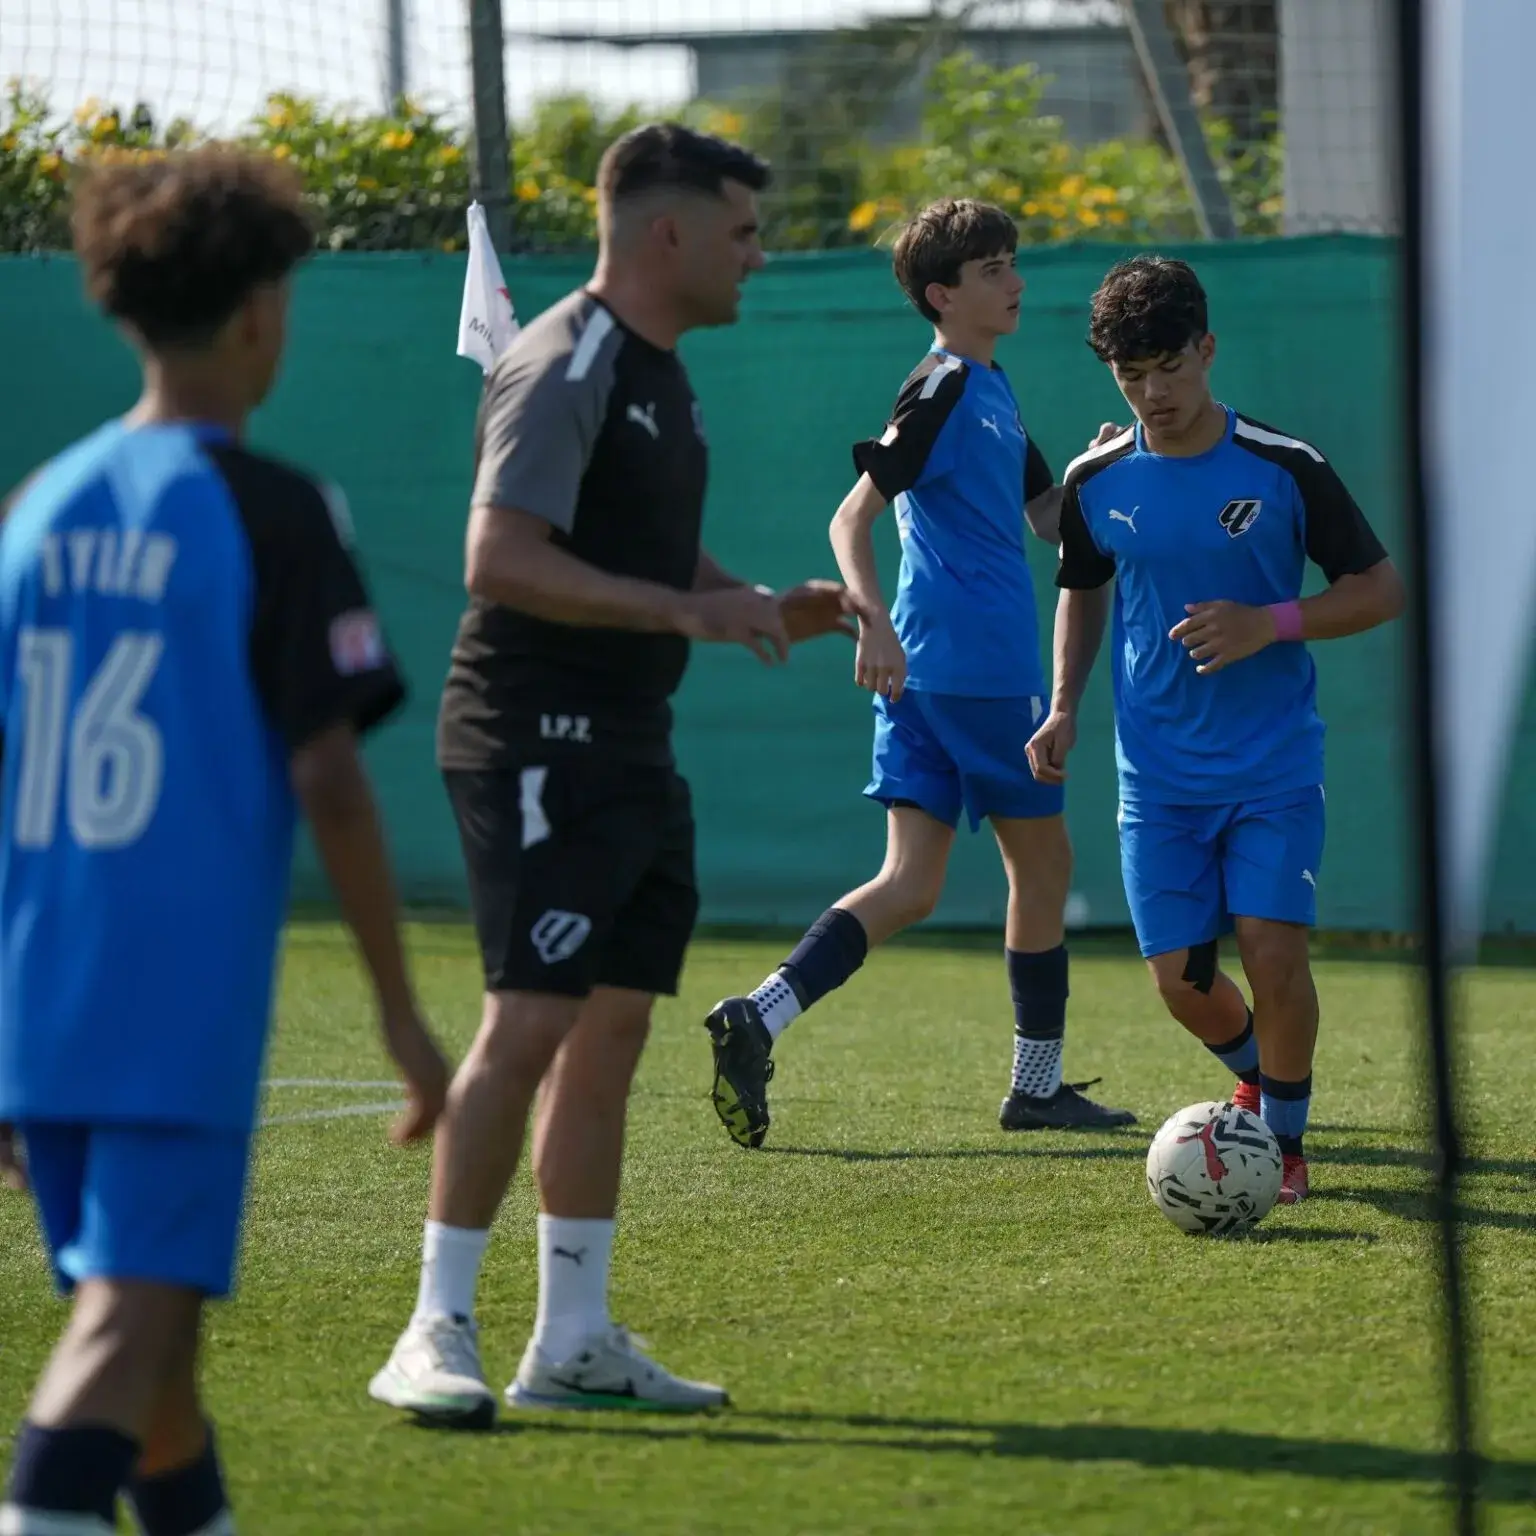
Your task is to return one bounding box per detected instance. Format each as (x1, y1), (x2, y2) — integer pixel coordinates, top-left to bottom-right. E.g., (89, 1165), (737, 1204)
(1234, 417), (1388, 581)
(851, 355), (968, 501)
(1293, 456), (1389, 581)
(208, 445), (406, 752)
(1024, 439), (1055, 503)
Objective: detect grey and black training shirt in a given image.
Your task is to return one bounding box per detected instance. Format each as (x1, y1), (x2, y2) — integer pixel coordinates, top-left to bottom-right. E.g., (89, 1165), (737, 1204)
(437, 290), (708, 768)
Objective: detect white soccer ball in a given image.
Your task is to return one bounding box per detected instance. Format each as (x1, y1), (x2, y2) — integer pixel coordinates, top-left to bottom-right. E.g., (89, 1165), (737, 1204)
(1145, 1100), (1283, 1235)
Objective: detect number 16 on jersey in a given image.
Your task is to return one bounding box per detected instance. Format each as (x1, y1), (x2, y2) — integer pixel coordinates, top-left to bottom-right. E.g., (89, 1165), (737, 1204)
(13, 627), (165, 851)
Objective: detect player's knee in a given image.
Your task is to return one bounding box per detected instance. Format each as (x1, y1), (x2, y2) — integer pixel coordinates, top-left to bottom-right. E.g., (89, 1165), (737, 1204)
(883, 874), (941, 928)
(471, 991), (574, 1084)
(62, 1282), (198, 1397)
(1242, 929), (1312, 1007)
(1147, 943), (1215, 1016)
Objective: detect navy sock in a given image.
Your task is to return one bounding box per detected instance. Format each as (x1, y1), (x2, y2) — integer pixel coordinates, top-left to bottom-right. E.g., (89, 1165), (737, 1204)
(1007, 946), (1068, 1098)
(4, 1419), (139, 1526)
(779, 907), (869, 1010)
(1260, 1072), (1313, 1157)
(129, 1427), (231, 1536)
(1206, 1009), (1261, 1084)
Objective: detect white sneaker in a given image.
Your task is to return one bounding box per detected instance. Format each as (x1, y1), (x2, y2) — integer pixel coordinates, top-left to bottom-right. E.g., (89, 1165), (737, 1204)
(505, 1325), (729, 1413)
(369, 1314), (497, 1428)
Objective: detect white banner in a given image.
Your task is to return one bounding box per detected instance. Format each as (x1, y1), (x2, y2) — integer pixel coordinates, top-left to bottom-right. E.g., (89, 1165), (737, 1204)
(455, 201), (518, 374)
(1422, 0), (1536, 950)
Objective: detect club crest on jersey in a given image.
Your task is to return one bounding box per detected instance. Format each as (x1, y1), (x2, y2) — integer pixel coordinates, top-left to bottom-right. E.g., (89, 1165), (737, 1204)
(1218, 498), (1263, 537)
(328, 609), (386, 675)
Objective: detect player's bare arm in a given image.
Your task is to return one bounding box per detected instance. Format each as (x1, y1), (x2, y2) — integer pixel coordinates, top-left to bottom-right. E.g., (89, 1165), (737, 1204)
(829, 472), (906, 699)
(695, 547), (856, 643)
(467, 501), (790, 662)
(1172, 557), (1405, 676)
(1028, 585), (1112, 785)
(291, 722), (449, 1145)
(1024, 427), (1123, 548)
(0, 1123), (25, 1192)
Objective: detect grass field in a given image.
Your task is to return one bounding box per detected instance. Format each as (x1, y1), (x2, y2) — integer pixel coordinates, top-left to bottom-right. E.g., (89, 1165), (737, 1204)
(2, 924), (1534, 1535)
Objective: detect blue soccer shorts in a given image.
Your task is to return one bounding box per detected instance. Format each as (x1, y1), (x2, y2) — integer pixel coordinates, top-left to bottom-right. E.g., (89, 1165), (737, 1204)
(866, 689), (1064, 831)
(1118, 784), (1326, 958)
(20, 1122), (253, 1298)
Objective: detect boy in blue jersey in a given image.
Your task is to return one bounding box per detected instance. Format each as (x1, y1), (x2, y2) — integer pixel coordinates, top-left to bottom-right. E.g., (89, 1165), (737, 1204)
(0, 150), (448, 1534)
(1029, 256), (1404, 1204)
(704, 199), (1133, 1147)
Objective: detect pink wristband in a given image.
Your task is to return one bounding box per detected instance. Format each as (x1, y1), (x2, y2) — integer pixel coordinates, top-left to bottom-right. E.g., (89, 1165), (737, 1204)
(1267, 600), (1304, 643)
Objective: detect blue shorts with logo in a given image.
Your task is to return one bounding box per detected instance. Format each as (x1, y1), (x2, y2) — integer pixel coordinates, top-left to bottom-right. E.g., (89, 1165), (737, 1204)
(1119, 784), (1326, 958)
(20, 1122), (253, 1298)
(866, 689), (1064, 831)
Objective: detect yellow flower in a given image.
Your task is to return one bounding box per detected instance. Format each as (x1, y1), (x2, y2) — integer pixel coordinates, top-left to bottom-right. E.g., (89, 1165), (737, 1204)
(73, 98), (101, 126)
(1021, 200), (1041, 218)
(583, 186), (598, 205)
(1078, 208), (1102, 229)
(847, 199), (879, 232)
(379, 129), (415, 152)
(1002, 183), (1022, 203)
(1058, 173), (1086, 200)
(705, 108), (745, 139)
(515, 177), (541, 203)
(38, 151), (63, 179)
(357, 175), (379, 191)
(1106, 207), (1129, 226)
(436, 144), (462, 165)
(266, 105), (293, 129)
(92, 113), (120, 141)
(272, 144), (292, 160)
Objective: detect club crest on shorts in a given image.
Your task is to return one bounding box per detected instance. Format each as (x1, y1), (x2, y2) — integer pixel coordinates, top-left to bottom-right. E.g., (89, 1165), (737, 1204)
(1218, 498), (1263, 537)
(531, 910), (592, 965)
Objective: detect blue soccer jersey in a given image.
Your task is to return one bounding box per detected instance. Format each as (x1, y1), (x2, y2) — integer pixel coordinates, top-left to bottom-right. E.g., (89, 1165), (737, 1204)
(0, 420), (405, 1135)
(1056, 408), (1387, 804)
(852, 347), (1055, 698)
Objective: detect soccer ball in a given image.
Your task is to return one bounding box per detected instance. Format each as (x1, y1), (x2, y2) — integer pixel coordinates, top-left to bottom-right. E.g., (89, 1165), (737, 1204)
(1145, 1100), (1283, 1235)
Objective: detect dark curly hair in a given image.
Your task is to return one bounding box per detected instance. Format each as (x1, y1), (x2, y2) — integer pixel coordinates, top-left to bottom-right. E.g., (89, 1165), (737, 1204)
(71, 147), (315, 349)
(892, 199), (1018, 324)
(1088, 255), (1209, 365)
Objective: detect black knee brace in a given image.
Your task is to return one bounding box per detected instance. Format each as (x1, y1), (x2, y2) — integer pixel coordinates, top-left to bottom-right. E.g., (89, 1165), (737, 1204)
(1181, 938), (1218, 995)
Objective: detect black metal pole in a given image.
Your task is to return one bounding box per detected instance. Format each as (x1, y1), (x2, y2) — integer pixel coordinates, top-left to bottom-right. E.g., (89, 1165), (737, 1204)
(1391, 1), (1479, 1530)
(467, 0), (512, 252)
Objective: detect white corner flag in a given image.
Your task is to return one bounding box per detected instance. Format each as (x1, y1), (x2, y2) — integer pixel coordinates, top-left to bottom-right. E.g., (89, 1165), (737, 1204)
(456, 202), (518, 375)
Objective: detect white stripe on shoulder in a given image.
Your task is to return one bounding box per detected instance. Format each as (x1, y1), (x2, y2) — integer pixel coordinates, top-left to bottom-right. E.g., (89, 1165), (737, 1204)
(0, 1507), (116, 1536)
(918, 353), (965, 399)
(1234, 418), (1325, 463)
(1064, 427), (1136, 481)
(564, 306), (617, 383)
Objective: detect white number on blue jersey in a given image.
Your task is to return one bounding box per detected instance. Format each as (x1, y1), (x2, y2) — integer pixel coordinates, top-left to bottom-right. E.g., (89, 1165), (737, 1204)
(14, 628), (165, 851)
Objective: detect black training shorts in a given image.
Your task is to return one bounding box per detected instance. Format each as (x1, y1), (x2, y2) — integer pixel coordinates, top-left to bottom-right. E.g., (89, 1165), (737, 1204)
(443, 758), (699, 998)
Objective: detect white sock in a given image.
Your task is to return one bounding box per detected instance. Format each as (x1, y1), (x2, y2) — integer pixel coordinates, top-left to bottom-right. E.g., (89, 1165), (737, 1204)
(1011, 1033), (1064, 1099)
(749, 971), (802, 1041)
(533, 1214), (614, 1363)
(413, 1220), (490, 1323)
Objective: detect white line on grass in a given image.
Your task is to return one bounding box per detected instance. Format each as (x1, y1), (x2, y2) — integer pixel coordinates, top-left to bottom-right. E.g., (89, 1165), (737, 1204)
(264, 1078), (402, 1090)
(260, 1101), (404, 1128)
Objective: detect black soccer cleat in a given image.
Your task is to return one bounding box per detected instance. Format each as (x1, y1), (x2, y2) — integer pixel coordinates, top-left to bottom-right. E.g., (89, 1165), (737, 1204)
(704, 996), (775, 1148)
(999, 1078), (1137, 1132)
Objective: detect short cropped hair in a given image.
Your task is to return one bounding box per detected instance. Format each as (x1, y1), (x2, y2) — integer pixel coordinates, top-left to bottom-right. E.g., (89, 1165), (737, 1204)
(71, 147), (315, 349)
(1087, 255), (1209, 365)
(892, 199), (1019, 324)
(596, 123), (771, 210)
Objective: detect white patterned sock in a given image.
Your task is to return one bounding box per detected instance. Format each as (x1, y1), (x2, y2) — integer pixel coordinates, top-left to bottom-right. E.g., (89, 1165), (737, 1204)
(1011, 1033), (1064, 1099)
(748, 971), (802, 1041)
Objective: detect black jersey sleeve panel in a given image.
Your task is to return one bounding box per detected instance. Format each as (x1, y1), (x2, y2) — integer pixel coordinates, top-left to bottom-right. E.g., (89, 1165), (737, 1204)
(1055, 481), (1116, 590)
(1024, 438), (1055, 502)
(1232, 416), (1389, 582)
(1054, 440), (1132, 590)
(471, 312), (620, 534)
(208, 445), (406, 752)
(851, 357), (969, 501)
